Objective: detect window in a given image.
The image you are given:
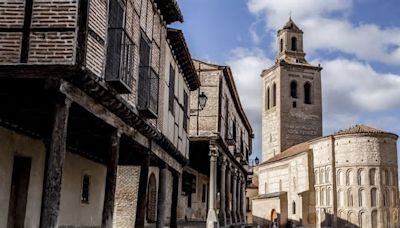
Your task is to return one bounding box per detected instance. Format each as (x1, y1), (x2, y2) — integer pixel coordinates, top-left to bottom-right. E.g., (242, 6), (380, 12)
(357, 169), (363, 185)
(225, 97), (229, 138)
(327, 188), (331, 205)
(338, 190), (342, 207)
(266, 86), (270, 110)
(291, 37), (297, 51)
(371, 188), (377, 207)
(321, 188), (325, 205)
(280, 39), (283, 52)
(183, 91), (189, 131)
(138, 34), (159, 118)
(201, 184), (206, 203)
(232, 119), (237, 141)
(346, 170), (353, 186)
(168, 65), (175, 113)
(290, 81), (297, 98)
(292, 101), (297, 108)
(347, 189), (353, 207)
(370, 168), (376, 185)
(359, 189), (364, 207)
(105, 0), (134, 93)
(292, 201), (296, 214)
(304, 82), (312, 104)
(81, 174), (90, 204)
(272, 83), (277, 107)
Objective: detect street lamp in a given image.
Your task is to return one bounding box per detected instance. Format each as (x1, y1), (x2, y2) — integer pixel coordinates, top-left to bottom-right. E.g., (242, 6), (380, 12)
(196, 91), (208, 135)
(198, 92), (208, 110)
(255, 157), (259, 165)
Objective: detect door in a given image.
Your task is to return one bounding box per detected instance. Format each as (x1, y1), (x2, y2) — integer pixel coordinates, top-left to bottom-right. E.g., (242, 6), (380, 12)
(7, 156), (32, 228)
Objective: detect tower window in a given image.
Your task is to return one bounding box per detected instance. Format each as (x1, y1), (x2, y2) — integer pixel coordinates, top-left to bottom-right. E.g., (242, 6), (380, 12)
(292, 201), (296, 214)
(290, 81), (297, 98)
(292, 101), (296, 108)
(304, 82), (312, 104)
(291, 37), (297, 51)
(280, 39), (283, 52)
(272, 83), (277, 107)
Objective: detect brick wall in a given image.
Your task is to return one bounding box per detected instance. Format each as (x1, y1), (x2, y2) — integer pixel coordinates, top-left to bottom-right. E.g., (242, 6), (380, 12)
(0, 0), (25, 28)
(0, 33), (22, 63)
(0, 0), (24, 63)
(28, 32), (75, 64)
(113, 166), (141, 228)
(31, 0), (77, 28)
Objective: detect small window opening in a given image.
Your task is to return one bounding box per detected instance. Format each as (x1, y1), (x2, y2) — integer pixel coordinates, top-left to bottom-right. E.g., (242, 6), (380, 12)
(81, 174), (90, 204)
(293, 101), (297, 108)
(291, 37), (297, 51)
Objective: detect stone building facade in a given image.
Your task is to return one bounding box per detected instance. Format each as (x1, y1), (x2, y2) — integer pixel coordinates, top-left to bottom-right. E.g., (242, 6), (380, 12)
(253, 18), (400, 228)
(185, 60), (254, 227)
(0, 0), (200, 228)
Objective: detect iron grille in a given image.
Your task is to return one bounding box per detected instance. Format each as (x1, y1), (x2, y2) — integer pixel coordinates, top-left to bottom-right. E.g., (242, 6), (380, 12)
(105, 28), (134, 93)
(138, 66), (159, 118)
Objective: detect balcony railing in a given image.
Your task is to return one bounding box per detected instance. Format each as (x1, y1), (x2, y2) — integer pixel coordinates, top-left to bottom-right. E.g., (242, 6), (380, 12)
(138, 66), (159, 118)
(105, 28), (134, 93)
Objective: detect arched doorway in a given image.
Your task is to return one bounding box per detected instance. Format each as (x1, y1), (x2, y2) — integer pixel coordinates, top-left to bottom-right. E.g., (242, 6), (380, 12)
(270, 209), (279, 227)
(146, 173), (157, 223)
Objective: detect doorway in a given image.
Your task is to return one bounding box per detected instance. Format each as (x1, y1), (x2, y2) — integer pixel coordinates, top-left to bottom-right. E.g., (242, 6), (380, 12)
(7, 156), (32, 228)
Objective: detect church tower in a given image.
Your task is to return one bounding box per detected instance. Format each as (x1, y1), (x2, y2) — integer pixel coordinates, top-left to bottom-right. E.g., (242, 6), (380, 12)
(261, 18), (323, 162)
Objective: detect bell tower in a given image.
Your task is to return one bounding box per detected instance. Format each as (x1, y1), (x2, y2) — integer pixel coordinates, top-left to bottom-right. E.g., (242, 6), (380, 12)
(261, 18), (323, 162)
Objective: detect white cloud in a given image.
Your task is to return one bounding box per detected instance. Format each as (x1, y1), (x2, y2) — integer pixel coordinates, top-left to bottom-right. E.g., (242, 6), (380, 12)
(226, 48), (273, 158)
(227, 48), (400, 156)
(321, 58), (400, 114)
(247, 0), (400, 65)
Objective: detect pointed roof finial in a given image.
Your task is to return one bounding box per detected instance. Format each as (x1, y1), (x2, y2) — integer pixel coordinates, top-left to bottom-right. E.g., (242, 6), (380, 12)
(289, 10), (292, 20)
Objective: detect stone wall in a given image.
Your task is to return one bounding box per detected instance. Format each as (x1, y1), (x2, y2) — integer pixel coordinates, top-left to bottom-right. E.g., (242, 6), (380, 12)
(58, 152), (107, 227)
(0, 127), (46, 228)
(311, 133), (400, 228)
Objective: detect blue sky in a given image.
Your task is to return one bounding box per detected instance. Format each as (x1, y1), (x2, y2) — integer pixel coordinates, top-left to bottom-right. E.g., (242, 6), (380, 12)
(173, 0), (400, 161)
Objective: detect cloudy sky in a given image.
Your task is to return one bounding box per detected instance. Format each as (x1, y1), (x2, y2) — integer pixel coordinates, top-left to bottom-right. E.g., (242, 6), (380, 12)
(174, 0), (400, 161)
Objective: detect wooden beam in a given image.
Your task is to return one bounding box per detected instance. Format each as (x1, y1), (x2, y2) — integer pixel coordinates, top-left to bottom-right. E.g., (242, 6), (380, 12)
(40, 95), (72, 228)
(101, 129), (121, 228)
(59, 81), (149, 148)
(76, 0), (89, 67)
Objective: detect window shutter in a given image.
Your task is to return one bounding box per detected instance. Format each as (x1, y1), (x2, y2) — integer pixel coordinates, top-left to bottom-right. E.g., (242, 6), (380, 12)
(168, 65), (175, 113)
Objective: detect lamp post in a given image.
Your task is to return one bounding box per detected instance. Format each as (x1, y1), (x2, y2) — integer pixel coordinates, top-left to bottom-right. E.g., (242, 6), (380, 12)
(196, 91), (208, 135)
(254, 157), (259, 166)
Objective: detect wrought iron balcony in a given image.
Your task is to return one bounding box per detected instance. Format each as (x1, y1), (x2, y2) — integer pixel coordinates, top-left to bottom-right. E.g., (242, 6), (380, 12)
(105, 28), (134, 94)
(138, 66), (159, 118)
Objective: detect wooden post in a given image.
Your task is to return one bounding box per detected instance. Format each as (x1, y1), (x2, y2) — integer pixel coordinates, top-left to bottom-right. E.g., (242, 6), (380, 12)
(40, 96), (72, 228)
(101, 129), (121, 228)
(170, 171), (179, 228)
(135, 152), (150, 228)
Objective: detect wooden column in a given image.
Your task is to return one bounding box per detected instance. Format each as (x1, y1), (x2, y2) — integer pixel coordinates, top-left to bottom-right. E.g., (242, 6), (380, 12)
(135, 152), (151, 228)
(101, 130), (121, 228)
(156, 163), (168, 228)
(170, 171), (180, 228)
(40, 96), (72, 228)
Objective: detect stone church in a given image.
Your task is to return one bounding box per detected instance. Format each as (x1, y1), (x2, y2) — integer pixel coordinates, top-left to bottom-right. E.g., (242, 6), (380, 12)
(252, 18), (400, 228)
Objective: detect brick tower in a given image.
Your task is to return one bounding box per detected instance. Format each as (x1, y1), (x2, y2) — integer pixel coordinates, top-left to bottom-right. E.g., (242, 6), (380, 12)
(261, 18), (323, 162)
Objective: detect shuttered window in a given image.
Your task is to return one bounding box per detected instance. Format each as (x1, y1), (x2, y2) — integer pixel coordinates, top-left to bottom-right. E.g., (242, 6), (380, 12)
(168, 65), (175, 113)
(183, 91), (188, 131)
(105, 0), (134, 93)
